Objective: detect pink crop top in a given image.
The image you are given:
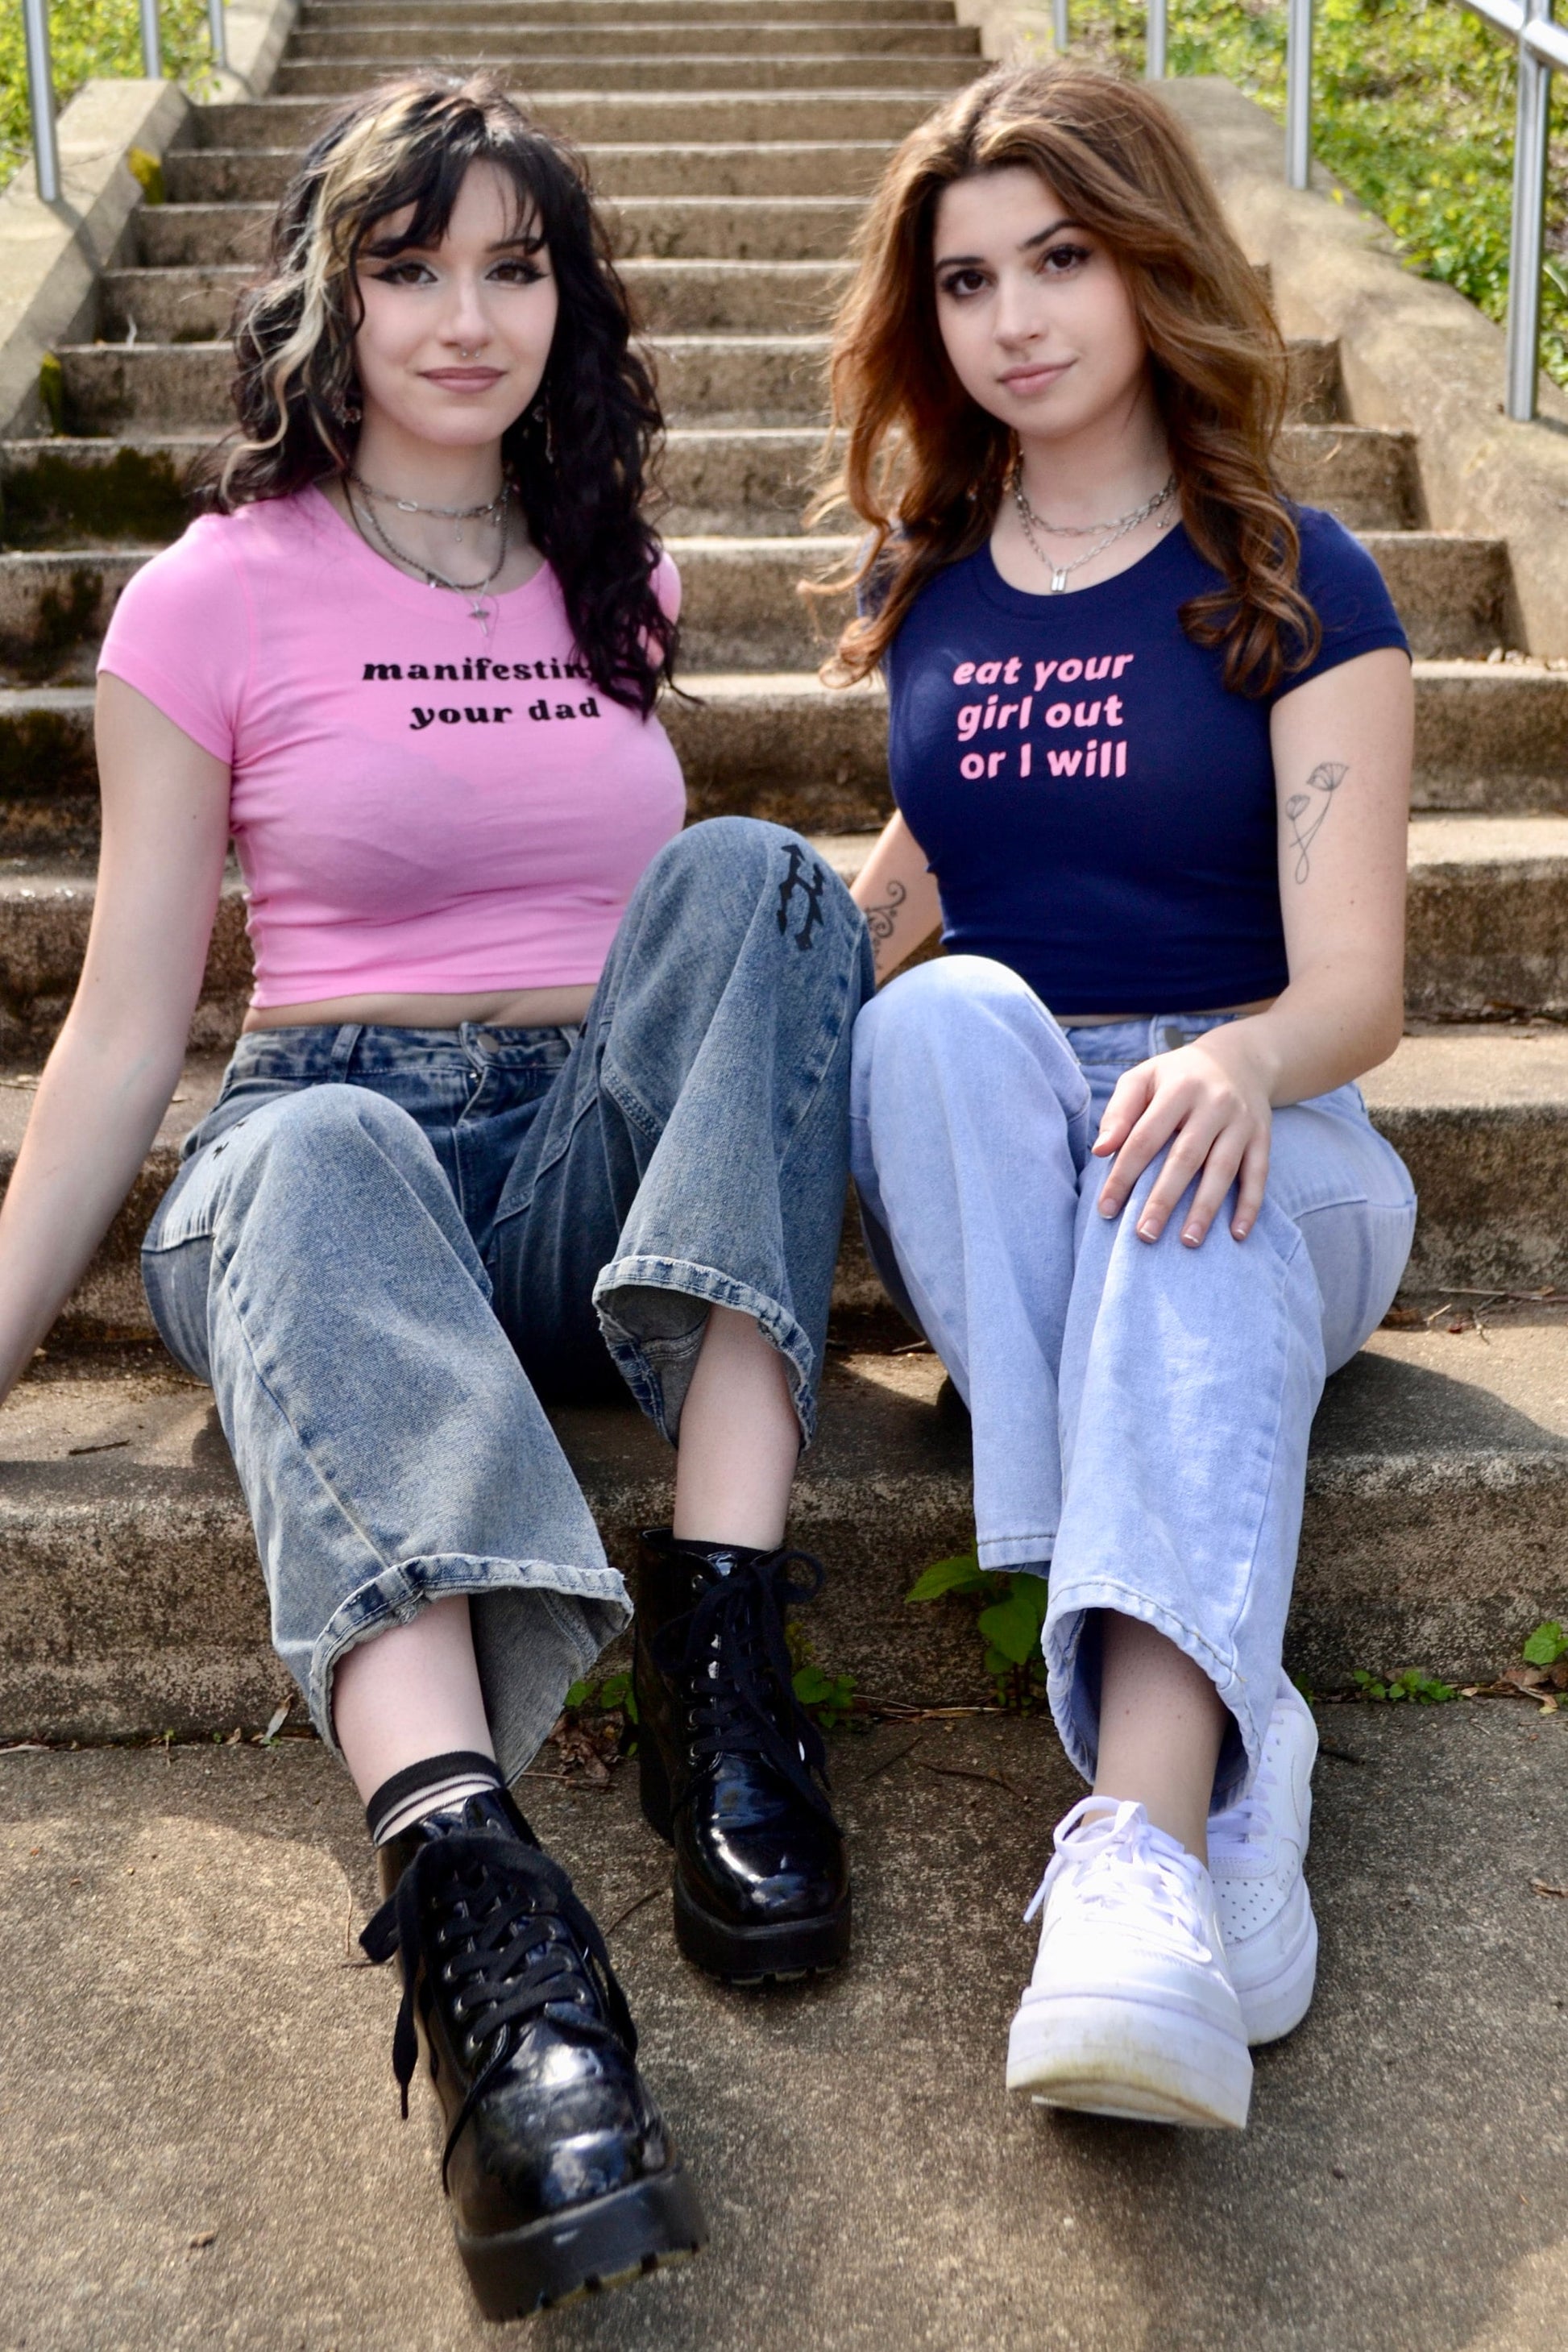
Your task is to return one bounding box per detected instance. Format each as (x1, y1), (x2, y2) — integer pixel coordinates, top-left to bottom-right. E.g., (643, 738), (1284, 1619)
(97, 487), (687, 1006)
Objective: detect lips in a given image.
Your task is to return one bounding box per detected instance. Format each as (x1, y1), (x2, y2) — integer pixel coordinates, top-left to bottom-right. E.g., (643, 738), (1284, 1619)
(421, 367), (506, 391)
(998, 360), (1072, 393)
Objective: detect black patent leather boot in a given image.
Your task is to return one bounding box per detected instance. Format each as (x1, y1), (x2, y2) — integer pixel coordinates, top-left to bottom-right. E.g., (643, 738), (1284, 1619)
(634, 1529), (851, 1983)
(360, 1786), (706, 2321)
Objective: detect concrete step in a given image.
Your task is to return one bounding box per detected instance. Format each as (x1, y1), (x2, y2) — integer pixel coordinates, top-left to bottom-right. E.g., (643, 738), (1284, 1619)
(2, 666), (1562, 857)
(162, 137), (901, 203)
(284, 18), (981, 54)
(2, 420), (1409, 552)
(189, 92), (946, 145)
(3, 1313), (1566, 1736)
(0, 872), (250, 1058)
(297, 0), (967, 19)
(100, 258), (852, 341)
(0, 516), (1493, 680)
(5, 1017), (1567, 1354)
(270, 55), (975, 93)
(139, 193), (868, 265)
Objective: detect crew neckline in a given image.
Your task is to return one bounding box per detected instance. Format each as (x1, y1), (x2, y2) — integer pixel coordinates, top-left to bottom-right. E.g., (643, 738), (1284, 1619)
(971, 519), (1191, 616)
(302, 480), (557, 621)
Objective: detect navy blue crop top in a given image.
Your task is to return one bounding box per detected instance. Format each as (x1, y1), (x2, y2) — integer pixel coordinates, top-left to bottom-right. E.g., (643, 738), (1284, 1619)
(882, 506), (1408, 1015)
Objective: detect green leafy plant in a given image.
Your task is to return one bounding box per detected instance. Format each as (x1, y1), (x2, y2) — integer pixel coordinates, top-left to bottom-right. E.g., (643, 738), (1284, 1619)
(1069, 0), (1568, 391)
(1, 0), (221, 195)
(790, 1660), (860, 1731)
(564, 1670), (639, 1725)
(907, 1546), (1049, 1709)
(1522, 1620), (1568, 1668)
(1352, 1666), (1458, 1703)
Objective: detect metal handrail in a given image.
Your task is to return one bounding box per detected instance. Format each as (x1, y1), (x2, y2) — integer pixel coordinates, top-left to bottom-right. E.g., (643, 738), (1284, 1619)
(1047, 0), (1562, 424)
(18, 0), (230, 207)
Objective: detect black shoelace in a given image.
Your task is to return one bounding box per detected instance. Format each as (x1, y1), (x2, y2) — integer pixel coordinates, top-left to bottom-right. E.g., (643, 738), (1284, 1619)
(651, 1548), (835, 1819)
(360, 1833), (637, 2188)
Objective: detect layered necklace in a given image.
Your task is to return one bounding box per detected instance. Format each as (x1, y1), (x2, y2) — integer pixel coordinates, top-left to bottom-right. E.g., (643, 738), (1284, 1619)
(1011, 458), (1178, 593)
(346, 472), (516, 634)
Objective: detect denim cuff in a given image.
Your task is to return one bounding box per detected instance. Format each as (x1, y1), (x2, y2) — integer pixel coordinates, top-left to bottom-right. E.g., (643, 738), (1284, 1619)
(594, 1253), (819, 1450)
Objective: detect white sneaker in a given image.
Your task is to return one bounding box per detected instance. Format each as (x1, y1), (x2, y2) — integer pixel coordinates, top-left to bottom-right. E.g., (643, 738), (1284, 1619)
(1208, 1673), (1319, 2046)
(1006, 1797), (1252, 2130)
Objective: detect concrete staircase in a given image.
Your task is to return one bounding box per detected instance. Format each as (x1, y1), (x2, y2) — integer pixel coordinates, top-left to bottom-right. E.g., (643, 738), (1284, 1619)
(0, 0), (1565, 1740)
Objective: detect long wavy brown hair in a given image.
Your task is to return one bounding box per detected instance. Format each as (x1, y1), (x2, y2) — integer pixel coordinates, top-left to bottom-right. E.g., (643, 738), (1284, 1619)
(815, 61), (1319, 697)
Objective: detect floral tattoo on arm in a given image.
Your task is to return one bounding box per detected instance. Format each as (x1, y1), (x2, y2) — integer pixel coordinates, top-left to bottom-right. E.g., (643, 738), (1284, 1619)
(1285, 761), (1349, 882)
(862, 877), (907, 950)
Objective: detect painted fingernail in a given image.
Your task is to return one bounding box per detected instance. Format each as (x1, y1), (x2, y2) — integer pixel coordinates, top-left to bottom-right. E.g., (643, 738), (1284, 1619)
(1137, 1219), (1158, 1240)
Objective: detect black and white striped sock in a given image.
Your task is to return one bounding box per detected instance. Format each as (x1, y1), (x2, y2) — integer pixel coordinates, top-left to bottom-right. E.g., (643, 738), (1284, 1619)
(365, 1749), (504, 1846)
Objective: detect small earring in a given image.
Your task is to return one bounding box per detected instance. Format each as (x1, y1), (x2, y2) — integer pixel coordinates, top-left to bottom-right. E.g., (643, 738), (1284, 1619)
(532, 396), (555, 466)
(330, 388), (361, 426)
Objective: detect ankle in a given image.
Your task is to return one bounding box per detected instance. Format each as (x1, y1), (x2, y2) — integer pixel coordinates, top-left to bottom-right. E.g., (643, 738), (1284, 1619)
(1089, 1781), (1210, 1868)
(365, 1748), (504, 1845)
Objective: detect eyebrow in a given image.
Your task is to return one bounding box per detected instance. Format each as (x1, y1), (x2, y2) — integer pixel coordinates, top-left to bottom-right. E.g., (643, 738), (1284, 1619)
(933, 217), (1083, 268)
(364, 228), (545, 258)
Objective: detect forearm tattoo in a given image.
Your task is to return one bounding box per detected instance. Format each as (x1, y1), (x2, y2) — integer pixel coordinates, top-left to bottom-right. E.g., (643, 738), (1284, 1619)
(862, 877), (907, 948)
(1286, 761), (1349, 882)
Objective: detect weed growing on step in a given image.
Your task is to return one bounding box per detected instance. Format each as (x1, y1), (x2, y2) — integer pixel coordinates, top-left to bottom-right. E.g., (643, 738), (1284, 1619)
(906, 1547), (1050, 1710)
(1523, 1620), (1568, 1668)
(1073, 0), (1568, 391)
(1352, 1666), (1458, 1703)
(0, 0), (218, 194)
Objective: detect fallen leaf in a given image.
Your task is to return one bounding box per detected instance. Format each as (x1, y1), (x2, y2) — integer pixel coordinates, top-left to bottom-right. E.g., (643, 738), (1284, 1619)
(1503, 1664), (1550, 1690)
(1379, 1305), (1422, 1329)
(255, 1702), (289, 1745)
(1531, 1879), (1568, 1898)
(188, 2229), (217, 2250)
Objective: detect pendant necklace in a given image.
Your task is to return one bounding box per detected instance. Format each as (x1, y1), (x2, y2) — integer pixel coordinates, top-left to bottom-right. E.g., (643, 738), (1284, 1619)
(347, 478), (512, 633)
(1011, 461), (1177, 593)
(348, 471), (510, 547)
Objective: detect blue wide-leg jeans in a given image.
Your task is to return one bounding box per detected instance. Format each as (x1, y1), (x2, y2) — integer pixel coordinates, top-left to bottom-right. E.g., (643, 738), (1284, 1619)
(850, 955), (1417, 1804)
(142, 819), (873, 1780)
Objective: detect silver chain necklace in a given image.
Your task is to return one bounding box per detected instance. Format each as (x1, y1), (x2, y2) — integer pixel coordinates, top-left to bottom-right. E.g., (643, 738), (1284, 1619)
(348, 471), (510, 545)
(348, 479), (511, 633)
(1012, 462), (1178, 594)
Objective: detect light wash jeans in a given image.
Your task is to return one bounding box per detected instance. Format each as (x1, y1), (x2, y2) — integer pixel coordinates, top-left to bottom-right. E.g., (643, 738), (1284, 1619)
(850, 955), (1417, 1804)
(142, 819), (873, 1780)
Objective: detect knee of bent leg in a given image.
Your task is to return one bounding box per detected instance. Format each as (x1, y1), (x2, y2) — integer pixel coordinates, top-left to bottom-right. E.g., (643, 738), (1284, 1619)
(646, 816), (856, 935)
(855, 953), (1051, 1077)
(237, 1083), (429, 1199)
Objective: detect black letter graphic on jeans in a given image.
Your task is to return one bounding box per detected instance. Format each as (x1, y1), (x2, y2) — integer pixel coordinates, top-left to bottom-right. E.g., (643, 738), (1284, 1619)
(775, 840), (827, 952)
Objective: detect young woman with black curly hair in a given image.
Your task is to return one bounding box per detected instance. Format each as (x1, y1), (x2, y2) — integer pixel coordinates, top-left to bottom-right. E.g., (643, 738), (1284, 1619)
(0, 75), (870, 2316)
(826, 62), (1417, 2131)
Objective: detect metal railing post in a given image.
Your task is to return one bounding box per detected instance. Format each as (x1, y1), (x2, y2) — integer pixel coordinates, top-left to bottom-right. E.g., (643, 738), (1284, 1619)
(1147, 0), (1168, 80)
(1285, 0), (1313, 188)
(1506, 0), (1553, 419)
(1052, 0), (1069, 55)
(21, 0), (60, 204)
(139, 0), (163, 79)
(208, 0), (227, 70)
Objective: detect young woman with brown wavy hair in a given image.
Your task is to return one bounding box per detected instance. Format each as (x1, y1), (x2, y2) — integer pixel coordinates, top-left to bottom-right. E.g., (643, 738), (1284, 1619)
(0, 74), (872, 2317)
(828, 61), (1417, 2130)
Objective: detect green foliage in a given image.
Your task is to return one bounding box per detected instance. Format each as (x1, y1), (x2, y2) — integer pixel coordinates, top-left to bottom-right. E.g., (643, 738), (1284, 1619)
(1522, 1620), (1568, 1668)
(1071, 0), (1568, 390)
(791, 1660), (860, 1730)
(124, 142), (163, 203)
(564, 1670), (640, 1725)
(0, 0), (219, 193)
(36, 351), (64, 435)
(907, 1545), (1049, 1708)
(1352, 1665), (1458, 1703)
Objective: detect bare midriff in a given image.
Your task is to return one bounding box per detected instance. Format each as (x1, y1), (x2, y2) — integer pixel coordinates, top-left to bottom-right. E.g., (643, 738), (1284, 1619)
(1061, 996), (1276, 1027)
(242, 983), (598, 1034)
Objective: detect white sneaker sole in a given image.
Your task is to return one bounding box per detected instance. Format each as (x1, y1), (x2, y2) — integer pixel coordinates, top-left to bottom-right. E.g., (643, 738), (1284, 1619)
(1006, 1993), (1253, 2130)
(1232, 1895), (1318, 2046)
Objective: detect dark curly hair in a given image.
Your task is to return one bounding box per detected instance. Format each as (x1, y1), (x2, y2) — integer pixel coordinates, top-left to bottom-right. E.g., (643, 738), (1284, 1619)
(193, 74), (675, 716)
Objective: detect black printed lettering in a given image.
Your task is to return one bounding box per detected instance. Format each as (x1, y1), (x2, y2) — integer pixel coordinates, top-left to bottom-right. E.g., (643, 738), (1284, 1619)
(363, 662), (402, 681)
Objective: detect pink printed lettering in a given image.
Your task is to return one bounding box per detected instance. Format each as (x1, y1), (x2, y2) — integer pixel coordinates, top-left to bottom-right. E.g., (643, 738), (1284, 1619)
(952, 662), (976, 684)
(1117, 739), (1128, 776)
(1104, 694), (1124, 726)
(988, 750), (1006, 777)
(1019, 696), (1033, 728)
(1112, 654), (1135, 678)
(1084, 656), (1113, 682)
(1046, 749), (1083, 777)
(1002, 656), (1022, 685)
(1057, 658), (1084, 683)
(975, 662), (1002, 685)
(1073, 701), (1101, 728)
(957, 703), (982, 741)
(960, 752), (985, 780)
(1021, 742), (1033, 778)
(1044, 702), (1072, 728)
(1034, 661), (1057, 691)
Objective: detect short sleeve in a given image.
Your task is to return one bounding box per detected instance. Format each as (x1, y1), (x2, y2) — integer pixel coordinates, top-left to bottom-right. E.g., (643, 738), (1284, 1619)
(1282, 505), (1409, 696)
(652, 547), (682, 624)
(97, 514), (253, 763)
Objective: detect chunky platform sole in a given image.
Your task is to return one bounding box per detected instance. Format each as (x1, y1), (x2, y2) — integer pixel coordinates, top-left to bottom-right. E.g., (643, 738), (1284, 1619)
(640, 1745), (851, 1983)
(1233, 1898), (1319, 2047)
(1006, 1993), (1253, 2130)
(456, 2163), (708, 2322)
